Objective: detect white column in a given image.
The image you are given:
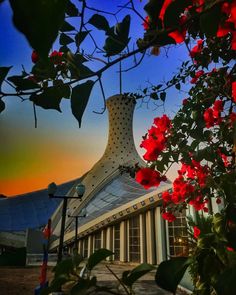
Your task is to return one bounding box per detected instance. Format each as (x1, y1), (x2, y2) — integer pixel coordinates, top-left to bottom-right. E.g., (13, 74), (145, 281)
(101, 229), (106, 248)
(155, 207), (167, 264)
(106, 227), (113, 261)
(139, 213), (147, 263)
(78, 240), (82, 255)
(88, 235), (93, 257)
(120, 221), (127, 262)
(146, 210), (156, 264)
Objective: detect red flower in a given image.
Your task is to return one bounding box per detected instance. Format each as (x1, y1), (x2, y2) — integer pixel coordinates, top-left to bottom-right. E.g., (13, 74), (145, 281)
(162, 211), (176, 222)
(50, 50), (63, 64)
(162, 191), (172, 203)
(203, 207), (209, 213)
(189, 195), (206, 211)
(159, 0), (172, 22)
(203, 100), (223, 129)
(193, 226), (201, 239)
(153, 114), (172, 132)
(232, 81), (236, 102)
(190, 39), (203, 58)
(143, 16), (150, 30)
(31, 50), (39, 63)
(190, 70), (204, 84)
(141, 137), (165, 161)
(135, 167), (166, 189)
(226, 246), (234, 252)
(216, 198), (222, 204)
(182, 98), (188, 105)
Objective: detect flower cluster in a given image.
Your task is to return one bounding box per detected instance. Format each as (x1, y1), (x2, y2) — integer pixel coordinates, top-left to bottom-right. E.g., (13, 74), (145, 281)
(160, 161), (209, 216)
(217, 1), (236, 50)
(203, 100), (223, 128)
(140, 114), (171, 161)
(135, 167), (167, 189)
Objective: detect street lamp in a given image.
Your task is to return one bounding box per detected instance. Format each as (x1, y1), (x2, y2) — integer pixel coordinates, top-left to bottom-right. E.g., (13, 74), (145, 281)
(48, 182), (85, 263)
(68, 208), (87, 253)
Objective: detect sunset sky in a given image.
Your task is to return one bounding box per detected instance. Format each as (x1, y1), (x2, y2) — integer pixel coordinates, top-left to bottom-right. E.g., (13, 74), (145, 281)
(0, 1), (188, 196)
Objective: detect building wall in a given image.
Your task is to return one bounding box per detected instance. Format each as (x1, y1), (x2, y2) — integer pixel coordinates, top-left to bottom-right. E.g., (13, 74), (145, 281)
(68, 201), (221, 267)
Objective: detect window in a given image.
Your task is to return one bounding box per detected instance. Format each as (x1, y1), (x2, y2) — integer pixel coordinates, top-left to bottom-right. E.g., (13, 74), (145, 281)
(114, 223), (120, 260)
(129, 215), (140, 262)
(94, 232), (101, 251)
(168, 211), (189, 257)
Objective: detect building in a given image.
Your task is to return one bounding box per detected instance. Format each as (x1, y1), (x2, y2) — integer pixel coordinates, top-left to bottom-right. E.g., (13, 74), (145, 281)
(50, 95), (190, 264)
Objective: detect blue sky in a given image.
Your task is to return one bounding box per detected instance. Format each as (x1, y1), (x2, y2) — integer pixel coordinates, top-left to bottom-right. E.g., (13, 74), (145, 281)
(0, 0), (189, 196)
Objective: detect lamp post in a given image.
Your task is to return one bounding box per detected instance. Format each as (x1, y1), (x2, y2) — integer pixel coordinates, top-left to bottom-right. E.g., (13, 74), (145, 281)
(48, 182), (85, 263)
(68, 209), (87, 253)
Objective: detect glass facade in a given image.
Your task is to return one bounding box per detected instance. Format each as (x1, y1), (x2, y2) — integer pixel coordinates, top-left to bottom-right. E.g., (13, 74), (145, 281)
(114, 224), (120, 260)
(129, 215), (140, 262)
(168, 211), (189, 257)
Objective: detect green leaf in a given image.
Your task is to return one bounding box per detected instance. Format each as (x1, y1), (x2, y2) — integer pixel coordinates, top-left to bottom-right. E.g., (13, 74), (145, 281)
(66, 0), (79, 17)
(200, 4), (221, 37)
(60, 20), (75, 32)
(0, 66), (12, 90)
(88, 14), (110, 32)
(8, 75), (40, 91)
(30, 85), (69, 112)
(122, 263), (155, 287)
(87, 248), (113, 270)
(71, 80), (95, 127)
(0, 98), (5, 113)
(60, 33), (74, 45)
(9, 0), (67, 57)
(75, 31), (90, 46)
(215, 266), (236, 295)
(53, 258), (74, 276)
(155, 257), (190, 293)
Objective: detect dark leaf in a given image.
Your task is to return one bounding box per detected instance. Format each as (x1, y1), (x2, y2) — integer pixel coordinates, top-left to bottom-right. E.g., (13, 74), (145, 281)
(0, 98), (5, 113)
(122, 263), (155, 287)
(66, 0), (79, 17)
(88, 14), (110, 32)
(160, 92), (166, 101)
(53, 258), (74, 276)
(60, 33), (74, 45)
(144, 0), (164, 23)
(9, 0), (67, 57)
(75, 31), (90, 46)
(30, 85), (69, 112)
(200, 4), (221, 37)
(32, 59), (57, 80)
(215, 266), (236, 295)
(87, 248), (113, 270)
(104, 15), (131, 56)
(60, 21), (75, 32)
(71, 277), (97, 295)
(71, 80), (95, 127)
(175, 83), (181, 90)
(164, 0), (192, 28)
(155, 257), (190, 293)
(0, 66), (12, 90)
(8, 75), (40, 91)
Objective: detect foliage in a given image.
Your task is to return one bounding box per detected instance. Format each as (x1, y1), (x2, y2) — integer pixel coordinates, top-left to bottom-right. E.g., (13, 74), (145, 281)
(1, 0), (236, 294)
(40, 248), (155, 295)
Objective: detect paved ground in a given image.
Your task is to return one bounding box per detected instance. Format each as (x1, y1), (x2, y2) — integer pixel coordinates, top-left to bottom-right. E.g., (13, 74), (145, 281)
(0, 263), (189, 295)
